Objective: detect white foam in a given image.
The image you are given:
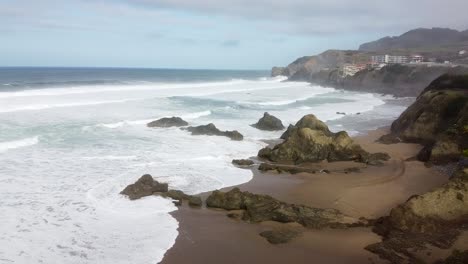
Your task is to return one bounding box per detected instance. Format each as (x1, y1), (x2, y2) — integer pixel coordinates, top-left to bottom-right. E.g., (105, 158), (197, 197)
(0, 99), (135, 113)
(0, 136), (39, 153)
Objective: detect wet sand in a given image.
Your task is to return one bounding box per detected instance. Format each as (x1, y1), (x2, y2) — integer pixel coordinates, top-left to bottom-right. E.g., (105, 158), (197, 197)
(161, 128), (451, 264)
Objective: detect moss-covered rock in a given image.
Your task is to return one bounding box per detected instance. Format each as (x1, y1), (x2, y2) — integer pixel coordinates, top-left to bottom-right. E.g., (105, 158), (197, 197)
(259, 114), (384, 164)
(380, 74), (468, 164)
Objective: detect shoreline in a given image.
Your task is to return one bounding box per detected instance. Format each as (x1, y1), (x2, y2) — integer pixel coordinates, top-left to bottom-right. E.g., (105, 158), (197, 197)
(161, 127), (454, 264)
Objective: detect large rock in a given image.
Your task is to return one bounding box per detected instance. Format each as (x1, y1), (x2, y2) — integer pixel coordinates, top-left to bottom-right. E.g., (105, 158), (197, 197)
(120, 174), (168, 200)
(252, 112), (285, 131)
(206, 188), (360, 228)
(380, 74), (468, 164)
(147, 117), (188, 128)
(259, 114), (376, 164)
(387, 178), (468, 234)
(185, 123), (243, 141)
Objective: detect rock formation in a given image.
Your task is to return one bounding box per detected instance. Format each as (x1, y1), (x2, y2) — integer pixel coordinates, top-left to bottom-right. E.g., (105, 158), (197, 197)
(147, 117), (189, 128)
(379, 74), (468, 164)
(120, 174), (168, 200)
(259, 114), (389, 164)
(184, 123), (243, 141)
(251, 112), (285, 131)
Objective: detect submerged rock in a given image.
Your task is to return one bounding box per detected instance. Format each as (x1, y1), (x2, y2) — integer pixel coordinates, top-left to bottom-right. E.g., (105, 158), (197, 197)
(185, 123), (244, 141)
(206, 187), (361, 229)
(259, 114), (381, 164)
(259, 228), (301, 244)
(252, 112), (285, 131)
(232, 159), (254, 166)
(120, 174), (168, 200)
(147, 117), (188, 128)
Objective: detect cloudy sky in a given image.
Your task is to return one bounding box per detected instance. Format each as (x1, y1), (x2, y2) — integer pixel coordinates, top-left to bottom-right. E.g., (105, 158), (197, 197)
(1, 0), (467, 69)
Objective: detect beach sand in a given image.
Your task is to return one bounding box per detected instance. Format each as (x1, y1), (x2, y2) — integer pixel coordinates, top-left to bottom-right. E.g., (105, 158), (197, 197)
(161, 128), (452, 264)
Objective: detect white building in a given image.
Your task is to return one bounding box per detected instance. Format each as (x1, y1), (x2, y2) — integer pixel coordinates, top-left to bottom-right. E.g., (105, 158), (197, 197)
(371, 55), (409, 65)
(460, 50), (467, 56)
(410, 55), (424, 63)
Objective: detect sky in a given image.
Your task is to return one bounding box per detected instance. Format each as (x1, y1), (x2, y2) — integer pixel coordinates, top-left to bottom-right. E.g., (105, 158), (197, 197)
(1, 0), (468, 69)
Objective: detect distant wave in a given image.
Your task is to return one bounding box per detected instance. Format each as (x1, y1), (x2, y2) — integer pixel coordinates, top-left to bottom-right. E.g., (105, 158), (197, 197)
(0, 136), (39, 153)
(96, 110), (212, 129)
(0, 99), (135, 113)
(81, 155), (137, 161)
(0, 76), (291, 99)
(180, 110), (211, 119)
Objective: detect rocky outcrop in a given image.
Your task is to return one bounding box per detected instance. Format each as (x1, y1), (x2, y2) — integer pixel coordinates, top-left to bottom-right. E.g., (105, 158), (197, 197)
(259, 114), (388, 164)
(184, 123), (243, 141)
(121, 174), (202, 206)
(365, 165), (468, 263)
(271, 67), (289, 77)
(251, 112), (285, 131)
(147, 117), (188, 128)
(206, 187), (361, 229)
(120, 174), (168, 200)
(380, 74), (468, 164)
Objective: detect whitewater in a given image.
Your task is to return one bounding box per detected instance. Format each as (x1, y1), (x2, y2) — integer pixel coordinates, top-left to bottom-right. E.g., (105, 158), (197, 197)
(0, 68), (410, 264)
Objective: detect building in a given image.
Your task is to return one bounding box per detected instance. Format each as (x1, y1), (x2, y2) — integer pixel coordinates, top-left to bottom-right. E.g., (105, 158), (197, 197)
(371, 54), (409, 65)
(386, 55), (409, 64)
(410, 55), (424, 63)
(342, 63), (367, 77)
(460, 50), (467, 56)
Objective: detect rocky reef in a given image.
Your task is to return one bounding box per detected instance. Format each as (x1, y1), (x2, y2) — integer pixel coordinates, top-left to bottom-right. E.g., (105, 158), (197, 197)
(121, 174), (202, 207)
(147, 117), (188, 128)
(184, 123), (244, 141)
(380, 74), (468, 164)
(251, 112), (285, 131)
(206, 187), (362, 229)
(258, 114), (389, 164)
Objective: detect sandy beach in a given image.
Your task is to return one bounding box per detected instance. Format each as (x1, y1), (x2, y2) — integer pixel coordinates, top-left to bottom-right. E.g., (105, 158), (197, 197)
(161, 128), (457, 264)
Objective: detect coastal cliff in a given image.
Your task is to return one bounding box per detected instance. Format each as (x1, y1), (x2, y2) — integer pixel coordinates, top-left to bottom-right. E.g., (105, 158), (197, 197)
(272, 27), (468, 97)
(273, 49), (468, 97)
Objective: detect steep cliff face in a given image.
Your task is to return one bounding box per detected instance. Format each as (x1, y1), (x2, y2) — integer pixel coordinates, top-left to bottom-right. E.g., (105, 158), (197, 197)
(382, 74), (468, 164)
(271, 50), (368, 78)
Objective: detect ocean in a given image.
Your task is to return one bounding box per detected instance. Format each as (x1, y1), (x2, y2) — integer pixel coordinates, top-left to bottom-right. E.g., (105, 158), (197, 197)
(0, 67), (412, 263)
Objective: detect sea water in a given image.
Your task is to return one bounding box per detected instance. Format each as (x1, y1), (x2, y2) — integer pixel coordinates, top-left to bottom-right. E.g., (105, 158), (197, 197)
(0, 67), (411, 264)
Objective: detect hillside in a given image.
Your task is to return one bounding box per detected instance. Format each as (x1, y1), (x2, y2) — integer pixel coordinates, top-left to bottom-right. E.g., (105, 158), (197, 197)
(359, 27), (468, 52)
